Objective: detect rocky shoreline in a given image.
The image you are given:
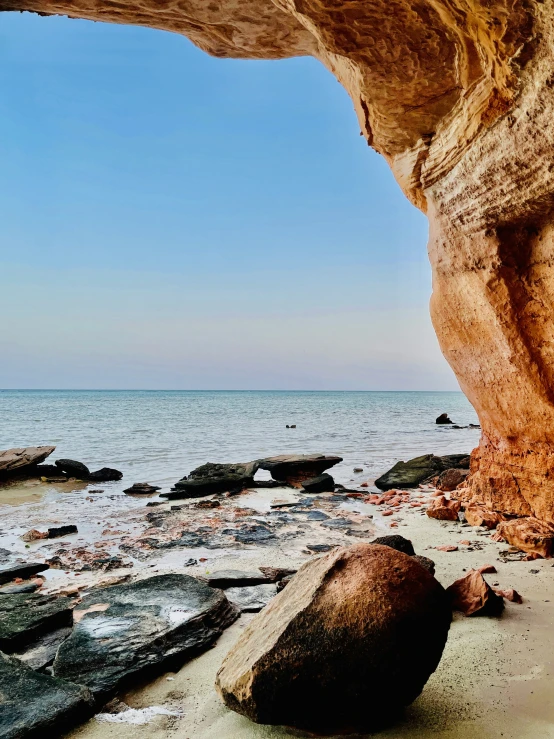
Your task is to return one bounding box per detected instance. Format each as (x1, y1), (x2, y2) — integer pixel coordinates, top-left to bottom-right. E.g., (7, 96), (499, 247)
(0, 443), (551, 737)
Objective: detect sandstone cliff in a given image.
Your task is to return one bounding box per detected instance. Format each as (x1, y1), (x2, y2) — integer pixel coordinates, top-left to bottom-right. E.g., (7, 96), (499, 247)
(2, 0), (553, 521)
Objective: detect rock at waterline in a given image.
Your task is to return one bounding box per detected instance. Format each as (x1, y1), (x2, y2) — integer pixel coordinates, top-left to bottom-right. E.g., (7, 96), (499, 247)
(436, 413), (453, 425)
(164, 461), (257, 499)
(123, 482), (161, 495)
(0, 446), (56, 477)
(258, 454), (342, 487)
(375, 453), (470, 490)
(226, 584), (277, 613)
(216, 543), (451, 734)
(53, 574), (239, 697)
(0, 592), (73, 653)
(0, 652), (94, 739)
(301, 473), (335, 493)
(0, 561), (49, 586)
(88, 467), (123, 482)
(55, 459), (91, 478)
(438, 467), (469, 491)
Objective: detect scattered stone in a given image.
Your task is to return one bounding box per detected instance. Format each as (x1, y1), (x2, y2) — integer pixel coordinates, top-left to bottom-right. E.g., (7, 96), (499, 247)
(53, 574), (238, 697)
(146, 501), (164, 507)
(21, 528), (49, 542)
(413, 555), (436, 575)
(0, 582), (39, 595)
(375, 453), (470, 490)
(477, 564), (497, 574)
(306, 544), (336, 553)
(234, 524), (276, 545)
(184, 558), (198, 566)
(55, 459), (90, 478)
(0, 446), (56, 476)
(194, 499), (221, 509)
(426, 496), (461, 521)
(88, 467), (123, 482)
(0, 652), (94, 738)
(225, 584), (277, 613)
(370, 535), (415, 556)
(258, 454), (342, 487)
(436, 413), (453, 424)
(198, 570), (274, 588)
(0, 562), (49, 586)
(216, 543), (451, 734)
(48, 525), (78, 539)
(437, 468), (469, 491)
(0, 592), (73, 652)
(436, 545), (458, 552)
(464, 505), (506, 529)
(447, 569), (505, 616)
(496, 517), (554, 558)
(306, 510), (330, 521)
(123, 482), (161, 495)
(321, 518), (354, 530)
(258, 567), (297, 582)
(301, 473), (335, 494)
(164, 461), (257, 499)
(14, 626), (72, 671)
(493, 588), (523, 604)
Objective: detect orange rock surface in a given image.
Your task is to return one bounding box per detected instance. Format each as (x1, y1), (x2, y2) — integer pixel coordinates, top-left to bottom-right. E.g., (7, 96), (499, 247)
(2, 0), (553, 521)
(497, 517), (554, 558)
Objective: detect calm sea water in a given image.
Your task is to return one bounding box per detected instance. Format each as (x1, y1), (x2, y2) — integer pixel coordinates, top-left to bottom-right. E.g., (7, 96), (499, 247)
(0, 390), (480, 490)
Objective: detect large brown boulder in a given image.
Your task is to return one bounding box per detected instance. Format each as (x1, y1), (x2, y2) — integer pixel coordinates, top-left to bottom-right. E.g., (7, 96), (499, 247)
(464, 504), (506, 529)
(0, 446), (55, 477)
(216, 543), (451, 734)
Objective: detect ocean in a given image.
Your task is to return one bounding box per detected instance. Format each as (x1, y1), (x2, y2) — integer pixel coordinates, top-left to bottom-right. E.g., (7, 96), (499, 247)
(0, 390), (480, 492)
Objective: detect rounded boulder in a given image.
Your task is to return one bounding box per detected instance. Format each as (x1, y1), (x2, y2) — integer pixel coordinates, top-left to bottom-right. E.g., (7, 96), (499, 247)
(216, 543), (451, 734)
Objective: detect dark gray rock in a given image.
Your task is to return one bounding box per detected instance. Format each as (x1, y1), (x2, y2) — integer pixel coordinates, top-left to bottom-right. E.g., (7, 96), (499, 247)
(55, 459), (90, 478)
(306, 510), (330, 521)
(53, 574), (239, 697)
(0, 562), (49, 585)
(164, 462), (256, 499)
(436, 413), (453, 424)
(306, 544), (336, 553)
(371, 535), (416, 556)
(225, 584), (277, 613)
(321, 518), (353, 529)
(123, 482), (161, 495)
(198, 570), (274, 588)
(258, 454), (342, 486)
(88, 467), (123, 482)
(234, 525), (276, 545)
(35, 464), (62, 478)
(413, 555), (436, 575)
(48, 525), (78, 539)
(14, 626), (72, 671)
(0, 652), (94, 739)
(0, 583), (38, 595)
(374, 453), (471, 490)
(0, 550), (11, 564)
(0, 593), (73, 653)
(301, 474), (335, 494)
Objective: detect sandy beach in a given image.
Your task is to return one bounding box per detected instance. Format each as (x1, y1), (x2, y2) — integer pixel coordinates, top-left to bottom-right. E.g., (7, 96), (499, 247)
(56, 495), (554, 739)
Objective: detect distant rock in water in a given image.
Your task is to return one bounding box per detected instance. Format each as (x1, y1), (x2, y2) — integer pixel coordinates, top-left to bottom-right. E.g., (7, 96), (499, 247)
(88, 467), (123, 482)
(123, 482), (160, 495)
(436, 413), (453, 425)
(375, 453), (470, 490)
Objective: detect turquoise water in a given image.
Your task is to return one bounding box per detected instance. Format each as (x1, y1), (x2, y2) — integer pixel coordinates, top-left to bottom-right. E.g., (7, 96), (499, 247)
(0, 390), (480, 489)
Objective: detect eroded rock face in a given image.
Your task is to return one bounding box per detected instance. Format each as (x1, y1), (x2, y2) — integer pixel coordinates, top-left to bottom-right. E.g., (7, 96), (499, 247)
(1, 0), (553, 520)
(216, 543), (451, 734)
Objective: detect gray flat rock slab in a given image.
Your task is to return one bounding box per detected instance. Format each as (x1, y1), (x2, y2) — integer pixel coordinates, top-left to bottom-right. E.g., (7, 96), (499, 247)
(226, 584), (278, 613)
(0, 593), (73, 653)
(198, 570), (274, 588)
(0, 562), (49, 585)
(0, 652), (93, 739)
(53, 573), (238, 697)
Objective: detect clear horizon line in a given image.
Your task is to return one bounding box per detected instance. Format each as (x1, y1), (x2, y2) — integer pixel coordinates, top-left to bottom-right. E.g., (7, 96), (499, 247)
(0, 388), (464, 393)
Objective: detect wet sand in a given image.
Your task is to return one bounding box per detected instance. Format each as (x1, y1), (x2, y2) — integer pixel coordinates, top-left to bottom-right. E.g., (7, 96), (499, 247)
(63, 501), (554, 739)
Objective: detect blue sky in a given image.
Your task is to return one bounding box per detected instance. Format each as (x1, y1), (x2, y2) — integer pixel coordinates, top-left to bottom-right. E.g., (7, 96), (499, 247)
(0, 12), (459, 390)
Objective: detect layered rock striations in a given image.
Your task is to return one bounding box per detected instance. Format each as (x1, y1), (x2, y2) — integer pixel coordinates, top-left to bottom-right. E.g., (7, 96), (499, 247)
(1, 1), (553, 519)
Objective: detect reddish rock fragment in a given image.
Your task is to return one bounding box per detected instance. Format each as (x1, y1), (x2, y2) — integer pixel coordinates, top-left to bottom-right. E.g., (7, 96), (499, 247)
(497, 518), (554, 558)
(477, 564), (497, 574)
(426, 496), (461, 521)
(382, 510), (393, 517)
(464, 505), (506, 530)
(21, 529), (49, 542)
(447, 569), (505, 616)
(493, 588), (523, 604)
(436, 545), (458, 552)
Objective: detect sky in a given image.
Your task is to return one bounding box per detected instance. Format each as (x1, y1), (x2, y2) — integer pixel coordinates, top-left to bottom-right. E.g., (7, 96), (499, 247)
(0, 12), (460, 391)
